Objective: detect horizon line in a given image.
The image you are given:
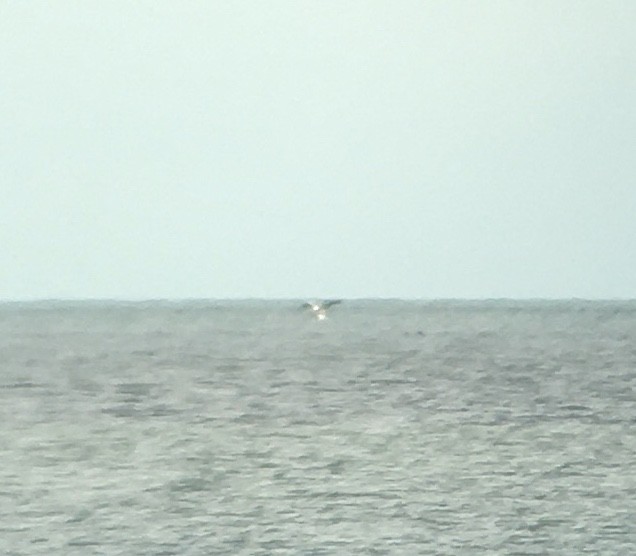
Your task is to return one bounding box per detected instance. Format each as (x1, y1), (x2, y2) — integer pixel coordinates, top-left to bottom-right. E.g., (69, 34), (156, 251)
(1, 296), (635, 303)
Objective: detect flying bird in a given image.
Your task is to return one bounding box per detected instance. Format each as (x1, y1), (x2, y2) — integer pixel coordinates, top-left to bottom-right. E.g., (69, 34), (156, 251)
(301, 299), (342, 320)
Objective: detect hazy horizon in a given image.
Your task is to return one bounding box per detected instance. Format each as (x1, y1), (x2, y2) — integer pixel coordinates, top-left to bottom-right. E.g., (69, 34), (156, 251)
(2, 1), (635, 300)
(2, 295), (635, 303)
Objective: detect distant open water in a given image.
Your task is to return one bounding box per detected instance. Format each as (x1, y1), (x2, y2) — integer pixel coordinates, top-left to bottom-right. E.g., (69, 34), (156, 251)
(0, 300), (635, 555)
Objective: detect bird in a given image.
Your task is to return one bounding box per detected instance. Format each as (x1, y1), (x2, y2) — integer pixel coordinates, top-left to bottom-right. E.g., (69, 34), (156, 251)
(301, 299), (342, 320)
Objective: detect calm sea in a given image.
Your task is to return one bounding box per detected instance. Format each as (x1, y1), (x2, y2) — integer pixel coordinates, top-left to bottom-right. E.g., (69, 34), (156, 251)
(1, 300), (634, 555)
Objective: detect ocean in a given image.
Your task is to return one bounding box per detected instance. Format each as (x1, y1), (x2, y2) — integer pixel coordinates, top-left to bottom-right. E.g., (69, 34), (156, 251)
(1, 300), (634, 555)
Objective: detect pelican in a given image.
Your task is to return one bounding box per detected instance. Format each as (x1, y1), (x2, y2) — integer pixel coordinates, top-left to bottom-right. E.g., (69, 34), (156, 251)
(301, 299), (342, 320)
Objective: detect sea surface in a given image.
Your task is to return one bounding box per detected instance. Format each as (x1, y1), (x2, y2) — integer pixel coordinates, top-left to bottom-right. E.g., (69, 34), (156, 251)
(1, 300), (635, 555)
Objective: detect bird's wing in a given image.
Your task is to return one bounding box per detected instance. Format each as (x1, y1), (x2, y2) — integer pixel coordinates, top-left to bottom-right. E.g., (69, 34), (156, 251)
(323, 299), (342, 308)
(300, 302), (314, 310)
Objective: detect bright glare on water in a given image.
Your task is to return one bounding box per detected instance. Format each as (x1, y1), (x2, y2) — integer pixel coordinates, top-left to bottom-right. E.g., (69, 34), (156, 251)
(1, 300), (635, 554)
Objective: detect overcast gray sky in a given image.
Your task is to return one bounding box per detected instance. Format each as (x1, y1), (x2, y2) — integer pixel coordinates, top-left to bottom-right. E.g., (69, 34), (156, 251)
(1, 1), (634, 300)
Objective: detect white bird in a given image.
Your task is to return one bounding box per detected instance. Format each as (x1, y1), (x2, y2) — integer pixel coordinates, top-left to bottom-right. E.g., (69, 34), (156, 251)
(301, 299), (342, 320)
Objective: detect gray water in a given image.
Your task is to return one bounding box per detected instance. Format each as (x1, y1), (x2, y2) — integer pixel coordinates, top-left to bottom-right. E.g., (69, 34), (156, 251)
(1, 300), (635, 555)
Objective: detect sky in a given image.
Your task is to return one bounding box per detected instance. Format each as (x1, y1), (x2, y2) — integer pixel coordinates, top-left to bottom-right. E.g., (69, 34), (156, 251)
(1, 1), (635, 300)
